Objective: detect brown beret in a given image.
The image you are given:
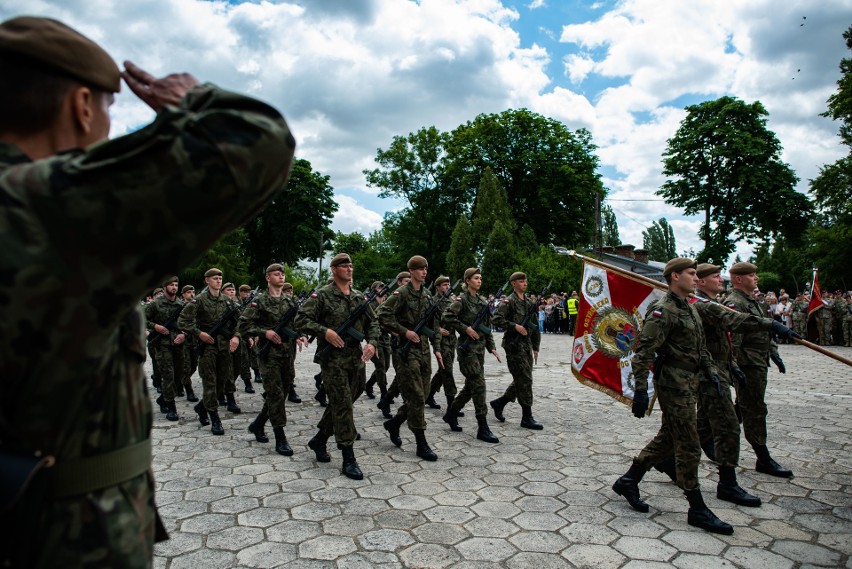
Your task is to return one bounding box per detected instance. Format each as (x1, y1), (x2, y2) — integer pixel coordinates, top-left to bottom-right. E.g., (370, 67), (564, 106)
(464, 267), (482, 281)
(152, 287), (163, 296)
(696, 263), (721, 279)
(0, 17), (121, 93)
(238, 284), (252, 292)
(434, 276), (450, 287)
(222, 282), (235, 291)
(204, 268), (223, 278)
(729, 262), (758, 275)
(407, 255), (428, 270)
(510, 271), (526, 282)
(330, 253), (352, 267)
(663, 257), (697, 277)
(396, 271), (411, 281)
(266, 263), (284, 274)
(181, 285), (195, 294)
(282, 283), (293, 292)
(162, 275), (178, 286)
(371, 281), (384, 290)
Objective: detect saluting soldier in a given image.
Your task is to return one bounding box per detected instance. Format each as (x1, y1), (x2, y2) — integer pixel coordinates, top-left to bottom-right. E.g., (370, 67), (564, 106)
(295, 253), (379, 480)
(378, 256), (443, 461)
(145, 276), (187, 421)
(366, 281), (392, 400)
(490, 272), (543, 430)
(426, 276), (459, 410)
(612, 258), (733, 534)
(442, 268), (502, 444)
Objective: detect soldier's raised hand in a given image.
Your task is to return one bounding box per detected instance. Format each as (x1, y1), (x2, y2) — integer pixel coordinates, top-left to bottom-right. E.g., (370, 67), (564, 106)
(122, 61), (199, 111)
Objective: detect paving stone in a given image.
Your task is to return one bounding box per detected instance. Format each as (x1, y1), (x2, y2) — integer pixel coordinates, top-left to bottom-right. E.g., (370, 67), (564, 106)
(399, 543), (459, 568)
(471, 501), (522, 518)
(358, 529), (415, 551)
(206, 526), (264, 551)
(290, 501), (343, 521)
(613, 536), (677, 561)
(323, 514), (376, 537)
(237, 507), (289, 528)
(508, 530), (569, 553)
(661, 530), (725, 555)
(153, 532), (203, 556)
(389, 494), (437, 511)
(770, 540), (842, 566)
(157, 500), (207, 520)
(672, 553), (739, 568)
(210, 496), (259, 514)
(506, 551), (572, 568)
(562, 544), (627, 569)
(424, 505), (476, 524)
(455, 537), (518, 561)
(235, 541), (298, 567)
(267, 520), (323, 543)
(412, 522), (471, 545)
(514, 496), (564, 512)
(513, 511), (567, 531)
(724, 546), (795, 569)
(180, 513), (235, 534)
(607, 516), (666, 538)
(463, 517), (520, 538)
(169, 549), (236, 569)
(299, 535), (357, 560)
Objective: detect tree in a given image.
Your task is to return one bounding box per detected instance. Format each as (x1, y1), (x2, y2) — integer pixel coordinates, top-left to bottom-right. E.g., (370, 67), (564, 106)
(244, 158), (337, 275)
(601, 204), (620, 247)
(642, 218), (677, 262)
(447, 216), (476, 280)
(480, 220), (517, 293)
(471, 167), (514, 260)
(659, 96), (811, 264)
(179, 228), (251, 289)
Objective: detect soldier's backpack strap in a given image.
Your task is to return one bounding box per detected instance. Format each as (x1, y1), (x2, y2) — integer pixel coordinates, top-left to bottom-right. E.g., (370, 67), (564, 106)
(50, 438), (153, 497)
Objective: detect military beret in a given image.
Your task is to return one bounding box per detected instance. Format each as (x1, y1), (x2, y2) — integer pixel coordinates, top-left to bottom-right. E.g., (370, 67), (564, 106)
(239, 284), (251, 292)
(729, 262), (758, 275)
(663, 257), (697, 277)
(696, 263), (721, 279)
(464, 267), (482, 281)
(396, 271), (411, 281)
(162, 275), (178, 286)
(282, 283), (293, 291)
(371, 281), (384, 290)
(434, 276), (450, 287)
(181, 285), (195, 294)
(152, 287), (163, 296)
(330, 253), (352, 267)
(0, 17), (121, 93)
(222, 282), (235, 290)
(266, 263), (284, 274)
(204, 268), (223, 278)
(407, 255), (428, 270)
(509, 271), (526, 282)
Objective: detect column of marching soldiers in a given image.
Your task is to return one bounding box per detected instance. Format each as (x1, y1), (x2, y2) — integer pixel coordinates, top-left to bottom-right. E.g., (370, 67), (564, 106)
(144, 254), (807, 536)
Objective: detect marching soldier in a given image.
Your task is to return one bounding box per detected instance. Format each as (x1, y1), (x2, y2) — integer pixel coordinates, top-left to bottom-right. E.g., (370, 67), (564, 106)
(378, 256), (443, 461)
(490, 272), (543, 430)
(145, 276), (187, 421)
(376, 270), (412, 418)
(180, 285), (200, 402)
(726, 262), (795, 477)
(441, 268), (502, 444)
(295, 253), (379, 480)
(426, 276), (459, 410)
(237, 284), (256, 394)
(221, 282), (245, 406)
(148, 286), (165, 393)
(283, 282), (302, 403)
(366, 281), (392, 400)
(612, 258), (733, 534)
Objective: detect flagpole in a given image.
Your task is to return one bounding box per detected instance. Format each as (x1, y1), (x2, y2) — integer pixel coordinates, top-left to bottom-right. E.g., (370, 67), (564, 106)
(555, 248), (852, 368)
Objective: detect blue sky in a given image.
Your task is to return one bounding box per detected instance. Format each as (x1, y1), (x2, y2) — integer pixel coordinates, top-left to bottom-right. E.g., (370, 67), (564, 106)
(3, 0), (849, 265)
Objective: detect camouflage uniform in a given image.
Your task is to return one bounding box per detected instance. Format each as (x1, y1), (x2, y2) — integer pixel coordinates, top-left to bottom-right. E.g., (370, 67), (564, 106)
(144, 295), (186, 405)
(843, 298), (852, 347)
(377, 282), (441, 431)
(0, 80), (294, 569)
(429, 294), (459, 401)
(492, 292), (541, 408)
(818, 300), (833, 345)
(832, 296), (846, 345)
(295, 284), (379, 447)
(791, 299), (808, 338)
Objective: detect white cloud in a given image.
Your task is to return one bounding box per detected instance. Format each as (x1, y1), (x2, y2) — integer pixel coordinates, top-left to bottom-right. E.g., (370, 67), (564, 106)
(330, 195), (384, 234)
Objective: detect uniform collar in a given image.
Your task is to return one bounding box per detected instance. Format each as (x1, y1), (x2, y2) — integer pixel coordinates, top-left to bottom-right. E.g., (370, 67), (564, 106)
(0, 142), (32, 168)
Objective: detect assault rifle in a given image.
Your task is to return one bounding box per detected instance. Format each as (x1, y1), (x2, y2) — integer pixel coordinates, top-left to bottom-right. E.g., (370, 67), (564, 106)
(396, 279), (461, 358)
(148, 302), (185, 348)
(457, 281), (509, 352)
(195, 286), (260, 357)
(314, 279), (393, 362)
(507, 280), (552, 347)
(258, 286), (317, 358)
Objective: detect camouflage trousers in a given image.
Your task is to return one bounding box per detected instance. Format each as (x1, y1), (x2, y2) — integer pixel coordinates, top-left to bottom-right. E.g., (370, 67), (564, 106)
(819, 315), (833, 345)
(501, 345), (534, 407)
(791, 314), (806, 338)
(733, 365), (769, 448)
(148, 341), (161, 386)
(152, 342), (184, 403)
(452, 350), (488, 418)
(696, 372), (740, 468)
(236, 340), (252, 381)
(394, 349), (432, 431)
(369, 343), (391, 389)
(386, 344), (402, 400)
(198, 338), (234, 412)
(635, 380), (701, 491)
(844, 317), (852, 346)
(317, 358), (366, 447)
(259, 348), (293, 427)
(250, 343), (260, 375)
(182, 340), (198, 387)
(430, 338), (458, 398)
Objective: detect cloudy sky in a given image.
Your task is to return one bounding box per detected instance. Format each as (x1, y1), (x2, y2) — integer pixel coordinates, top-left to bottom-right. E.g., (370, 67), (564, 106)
(5, 0), (849, 263)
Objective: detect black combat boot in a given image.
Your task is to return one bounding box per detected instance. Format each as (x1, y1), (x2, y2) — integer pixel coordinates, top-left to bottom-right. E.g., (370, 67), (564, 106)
(253, 368), (263, 383)
(379, 383), (388, 399)
(365, 377), (377, 399)
(307, 430), (331, 463)
(218, 393), (226, 406)
(185, 384), (199, 402)
(155, 394), (169, 414)
(248, 409), (269, 443)
(315, 386), (328, 407)
(520, 405), (543, 430)
(490, 396), (509, 422)
(701, 437), (717, 462)
(612, 463), (650, 512)
(442, 401), (462, 432)
(653, 456), (678, 483)
(243, 377), (255, 394)
(176, 384), (185, 397)
(754, 445), (793, 478)
(165, 401), (179, 422)
(193, 402), (210, 426)
(340, 445), (363, 480)
(476, 416), (499, 443)
(225, 393), (242, 414)
(425, 383), (442, 409)
(377, 393), (393, 419)
(685, 488), (734, 534)
(273, 427), (294, 456)
(717, 465), (761, 507)
(384, 415), (405, 447)
(208, 410), (224, 436)
(413, 429), (437, 461)
(288, 385), (301, 403)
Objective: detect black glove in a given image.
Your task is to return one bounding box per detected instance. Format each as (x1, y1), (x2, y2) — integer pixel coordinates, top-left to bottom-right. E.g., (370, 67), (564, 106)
(632, 389), (649, 418)
(730, 366), (747, 389)
(706, 372), (723, 398)
(770, 352), (786, 374)
(771, 320), (802, 341)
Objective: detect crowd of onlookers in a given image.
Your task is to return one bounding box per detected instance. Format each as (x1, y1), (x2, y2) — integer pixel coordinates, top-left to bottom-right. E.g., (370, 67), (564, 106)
(486, 291), (581, 335)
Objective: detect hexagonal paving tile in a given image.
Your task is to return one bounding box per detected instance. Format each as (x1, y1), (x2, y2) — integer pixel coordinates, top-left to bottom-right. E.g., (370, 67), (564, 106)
(455, 537), (518, 562)
(412, 522), (471, 545)
(299, 535), (357, 560)
(399, 543), (459, 568)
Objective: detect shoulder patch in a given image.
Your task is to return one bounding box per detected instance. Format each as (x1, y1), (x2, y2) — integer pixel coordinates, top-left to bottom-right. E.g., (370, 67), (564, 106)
(652, 309), (662, 318)
(251, 302), (257, 307)
(393, 290), (400, 295)
(727, 303), (737, 309)
(311, 293), (318, 298)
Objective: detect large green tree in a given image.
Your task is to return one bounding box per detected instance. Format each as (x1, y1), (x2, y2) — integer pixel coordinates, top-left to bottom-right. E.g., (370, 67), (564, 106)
(659, 96), (811, 264)
(642, 218), (677, 262)
(446, 216), (476, 280)
(601, 204), (620, 247)
(179, 228), (251, 289)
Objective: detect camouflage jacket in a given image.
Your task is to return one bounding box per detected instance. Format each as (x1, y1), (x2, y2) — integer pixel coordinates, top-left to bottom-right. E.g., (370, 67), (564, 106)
(791, 300), (808, 315)
(295, 283), (380, 364)
(444, 290), (497, 355)
(692, 290), (771, 368)
(726, 288), (779, 367)
(179, 290), (240, 340)
(437, 294), (458, 352)
(492, 291), (542, 352)
(237, 291), (295, 358)
(370, 297), (391, 349)
(144, 295), (186, 343)
(377, 281), (441, 357)
(632, 291), (717, 392)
